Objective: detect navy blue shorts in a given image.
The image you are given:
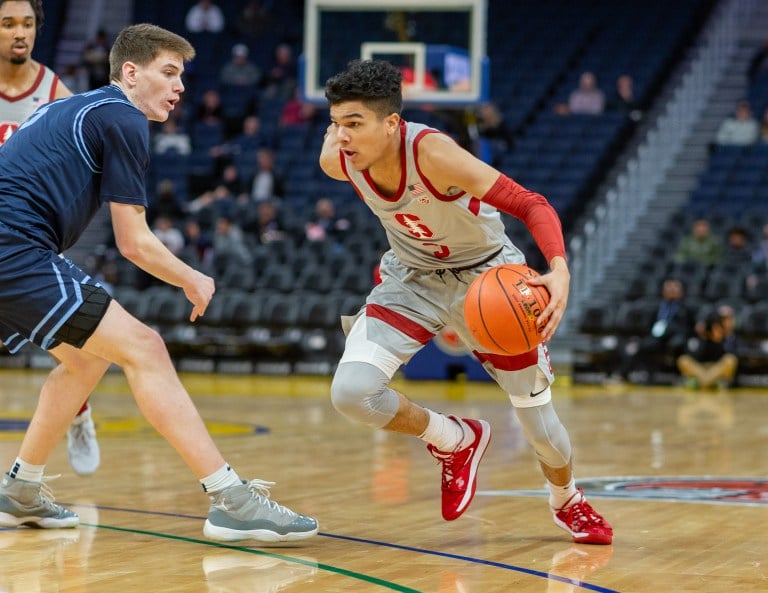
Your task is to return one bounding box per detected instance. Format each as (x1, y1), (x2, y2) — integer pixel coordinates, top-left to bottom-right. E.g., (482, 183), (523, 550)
(0, 224), (108, 353)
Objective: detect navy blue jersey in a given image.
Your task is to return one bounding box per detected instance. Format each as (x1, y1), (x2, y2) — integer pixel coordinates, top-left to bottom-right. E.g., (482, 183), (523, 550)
(0, 84), (149, 252)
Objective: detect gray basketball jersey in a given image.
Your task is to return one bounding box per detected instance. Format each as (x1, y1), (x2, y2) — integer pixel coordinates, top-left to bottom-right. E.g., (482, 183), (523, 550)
(0, 65), (59, 146)
(342, 120), (510, 270)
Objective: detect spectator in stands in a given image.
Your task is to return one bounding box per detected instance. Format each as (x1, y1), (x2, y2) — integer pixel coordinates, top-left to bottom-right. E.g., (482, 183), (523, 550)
(237, 0), (274, 36)
(180, 218), (214, 271)
(673, 218), (723, 267)
(717, 303), (739, 357)
(81, 29), (111, 89)
(568, 71), (605, 115)
(744, 222), (768, 294)
(185, 0), (225, 33)
(152, 215), (185, 256)
(304, 197), (350, 246)
(475, 102), (514, 167)
(153, 118), (192, 156)
(610, 278), (695, 384)
(92, 259), (118, 296)
(220, 43), (262, 88)
(747, 39), (768, 83)
(210, 115), (264, 165)
(751, 222), (768, 272)
(280, 88), (318, 126)
(243, 200), (285, 244)
(249, 147), (284, 202)
(759, 106), (768, 143)
(263, 43), (298, 99)
(186, 164), (247, 218)
(722, 225), (752, 268)
(213, 215), (252, 268)
(195, 88), (223, 126)
(147, 179), (187, 225)
(677, 311), (738, 390)
(715, 100), (759, 146)
(59, 63), (88, 94)
(607, 74), (642, 122)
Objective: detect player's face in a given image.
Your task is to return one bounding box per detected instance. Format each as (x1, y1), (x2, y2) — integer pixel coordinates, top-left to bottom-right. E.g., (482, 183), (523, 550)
(0, 1), (37, 65)
(328, 101), (399, 171)
(130, 51), (185, 122)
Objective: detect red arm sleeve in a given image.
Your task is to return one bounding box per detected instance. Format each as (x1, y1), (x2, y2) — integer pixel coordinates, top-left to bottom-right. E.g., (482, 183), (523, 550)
(482, 174), (566, 265)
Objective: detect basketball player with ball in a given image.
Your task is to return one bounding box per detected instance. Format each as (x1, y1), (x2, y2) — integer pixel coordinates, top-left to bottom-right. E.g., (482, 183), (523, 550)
(321, 59), (612, 544)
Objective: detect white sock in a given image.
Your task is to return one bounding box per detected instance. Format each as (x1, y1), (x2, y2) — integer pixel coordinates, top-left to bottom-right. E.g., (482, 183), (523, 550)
(418, 410), (467, 452)
(549, 477), (579, 510)
(200, 464), (241, 493)
(9, 457), (45, 482)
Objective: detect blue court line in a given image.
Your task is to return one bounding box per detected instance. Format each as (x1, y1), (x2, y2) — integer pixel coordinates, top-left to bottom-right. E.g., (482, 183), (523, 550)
(64, 502), (621, 593)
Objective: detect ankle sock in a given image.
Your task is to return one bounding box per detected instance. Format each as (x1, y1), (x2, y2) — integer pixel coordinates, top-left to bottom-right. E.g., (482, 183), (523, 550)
(419, 410), (466, 451)
(9, 457), (45, 482)
(200, 464), (241, 494)
(549, 477), (579, 510)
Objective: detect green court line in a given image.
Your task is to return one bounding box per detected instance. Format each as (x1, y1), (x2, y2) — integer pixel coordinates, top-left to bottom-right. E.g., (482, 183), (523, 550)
(86, 523), (423, 593)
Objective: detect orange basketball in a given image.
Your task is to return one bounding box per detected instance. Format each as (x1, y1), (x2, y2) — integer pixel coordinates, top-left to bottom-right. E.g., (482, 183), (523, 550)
(464, 264), (550, 355)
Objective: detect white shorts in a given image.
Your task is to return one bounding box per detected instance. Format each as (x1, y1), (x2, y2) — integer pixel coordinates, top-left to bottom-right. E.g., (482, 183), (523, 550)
(339, 242), (555, 408)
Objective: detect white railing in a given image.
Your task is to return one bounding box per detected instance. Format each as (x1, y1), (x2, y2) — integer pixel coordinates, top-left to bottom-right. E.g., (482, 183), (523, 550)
(565, 0), (756, 335)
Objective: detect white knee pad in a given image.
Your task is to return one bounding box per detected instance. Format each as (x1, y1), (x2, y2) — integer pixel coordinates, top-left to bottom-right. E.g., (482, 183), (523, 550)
(515, 402), (572, 468)
(330, 361), (400, 428)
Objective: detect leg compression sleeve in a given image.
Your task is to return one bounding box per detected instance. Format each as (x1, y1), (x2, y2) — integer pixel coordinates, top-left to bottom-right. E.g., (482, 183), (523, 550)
(515, 402), (572, 468)
(330, 361), (400, 428)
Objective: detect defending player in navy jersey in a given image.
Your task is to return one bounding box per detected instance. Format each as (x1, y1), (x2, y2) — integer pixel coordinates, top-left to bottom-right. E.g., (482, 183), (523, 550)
(0, 0), (100, 476)
(320, 59), (612, 544)
(0, 23), (318, 543)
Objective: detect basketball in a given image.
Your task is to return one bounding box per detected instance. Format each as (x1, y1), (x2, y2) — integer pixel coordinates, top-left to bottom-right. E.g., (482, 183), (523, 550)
(464, 264), (551, 355)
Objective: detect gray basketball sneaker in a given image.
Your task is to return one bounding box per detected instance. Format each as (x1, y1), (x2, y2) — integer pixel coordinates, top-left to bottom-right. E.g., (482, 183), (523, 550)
(0, 473), (79, 528)
(204, 479), (318, 543)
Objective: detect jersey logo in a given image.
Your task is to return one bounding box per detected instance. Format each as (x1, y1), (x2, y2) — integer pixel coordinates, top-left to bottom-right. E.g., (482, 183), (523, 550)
(0, 122), (19, 145)
(395, 212), (434, 239)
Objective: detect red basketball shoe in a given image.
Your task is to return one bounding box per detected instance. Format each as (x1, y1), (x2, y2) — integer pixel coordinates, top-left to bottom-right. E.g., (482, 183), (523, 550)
(552, 488), (613, 545)
(427, 417), (491, 521)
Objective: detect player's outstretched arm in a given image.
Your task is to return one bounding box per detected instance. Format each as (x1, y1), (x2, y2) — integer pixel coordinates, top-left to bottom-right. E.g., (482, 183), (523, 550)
(110, 202), (215, 321)
(417, 133), (570, 340)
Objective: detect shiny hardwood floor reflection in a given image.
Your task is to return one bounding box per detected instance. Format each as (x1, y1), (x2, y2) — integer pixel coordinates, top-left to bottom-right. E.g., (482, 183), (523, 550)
(0, 369), (766, 592)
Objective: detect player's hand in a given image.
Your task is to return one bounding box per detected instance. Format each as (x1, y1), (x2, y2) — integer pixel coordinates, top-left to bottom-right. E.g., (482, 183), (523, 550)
(323, 123), (338, 146)
(527, 257), (570, 341)
(183, 271), (215, 322)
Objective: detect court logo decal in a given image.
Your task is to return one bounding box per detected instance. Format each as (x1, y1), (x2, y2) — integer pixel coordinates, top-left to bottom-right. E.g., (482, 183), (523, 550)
(477, 476), (768, 506)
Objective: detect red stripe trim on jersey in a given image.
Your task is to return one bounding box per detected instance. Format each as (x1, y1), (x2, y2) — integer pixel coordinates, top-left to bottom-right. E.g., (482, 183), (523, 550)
(49, 75), (60, 101)
(413, 128), (467, 203)
(473, 348), (539, 371)
(366, 303), (435, 344)
(361, 119), (408, 202)
(0, 63), (46, 102)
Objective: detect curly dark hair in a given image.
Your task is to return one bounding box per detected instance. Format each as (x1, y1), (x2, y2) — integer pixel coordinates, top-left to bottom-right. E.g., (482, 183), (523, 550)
(0, 0), (43, 31)
(324, 59), (403, 118)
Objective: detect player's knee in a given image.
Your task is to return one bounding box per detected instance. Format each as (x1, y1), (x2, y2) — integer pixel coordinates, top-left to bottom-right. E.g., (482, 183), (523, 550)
(515, 403), (572, 468)
(330, 362), (398, 428)
(117, 323), (170, 369)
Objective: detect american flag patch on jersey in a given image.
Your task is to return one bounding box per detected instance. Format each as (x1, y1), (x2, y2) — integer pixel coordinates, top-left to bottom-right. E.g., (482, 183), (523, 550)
(408, 183), (426, 196)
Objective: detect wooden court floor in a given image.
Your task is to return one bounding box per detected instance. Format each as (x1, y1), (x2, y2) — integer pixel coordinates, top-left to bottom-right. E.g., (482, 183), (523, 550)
(0, 369), (766, 592)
